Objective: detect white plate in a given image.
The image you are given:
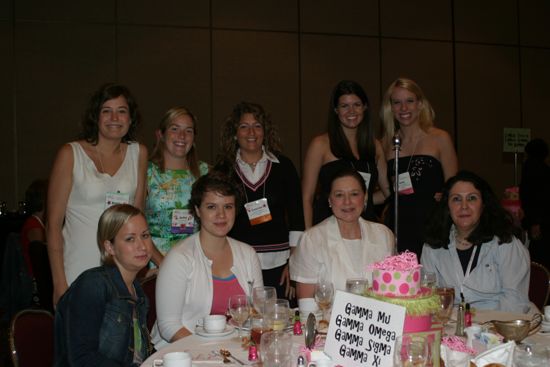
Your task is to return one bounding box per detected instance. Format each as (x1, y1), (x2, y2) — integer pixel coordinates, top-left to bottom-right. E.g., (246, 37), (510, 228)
(195, 325), (235, 337)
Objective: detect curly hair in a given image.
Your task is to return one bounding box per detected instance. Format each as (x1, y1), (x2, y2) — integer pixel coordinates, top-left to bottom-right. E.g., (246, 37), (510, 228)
(327, 80), (375, 161)
(79, 83), (140, 145)
(424, 170), (514, 249)
(189, 171), (243, 225)
(216, 101), (282, 169)
(380, 77), (435, 146)
(149, 106), (201, 178)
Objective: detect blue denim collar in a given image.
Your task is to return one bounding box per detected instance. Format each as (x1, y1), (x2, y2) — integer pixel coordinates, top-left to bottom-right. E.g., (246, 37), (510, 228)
(103, 265), (146, 306)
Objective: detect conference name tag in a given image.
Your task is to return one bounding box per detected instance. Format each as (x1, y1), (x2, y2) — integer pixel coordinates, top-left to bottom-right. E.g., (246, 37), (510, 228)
(171, 209), (195, 234)
(397, 172), (414, 195)
(105, 191), (130, 209)
(244, 198), (272, 226)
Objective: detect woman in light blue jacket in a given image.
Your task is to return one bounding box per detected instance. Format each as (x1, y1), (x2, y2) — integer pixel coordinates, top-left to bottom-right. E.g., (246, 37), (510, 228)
(421, 171), (532, 313)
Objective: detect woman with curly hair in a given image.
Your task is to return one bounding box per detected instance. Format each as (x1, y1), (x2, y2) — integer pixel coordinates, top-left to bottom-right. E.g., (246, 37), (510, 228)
(381, 77), (458, 257)
(421, 170), (532, 313)
(145, 107), (209, 255)
(214, 101), (304, 301)
(47, 83), (155, 306)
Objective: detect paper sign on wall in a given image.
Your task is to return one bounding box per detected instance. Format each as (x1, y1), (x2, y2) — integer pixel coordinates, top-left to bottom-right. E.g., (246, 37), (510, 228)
(503, 128), (531, 153)
(324, 290), (406, 367)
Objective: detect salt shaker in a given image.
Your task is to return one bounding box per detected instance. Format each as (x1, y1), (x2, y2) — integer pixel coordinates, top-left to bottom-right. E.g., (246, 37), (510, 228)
(297, 355), (306, 367)
(455, 303), (465, 337)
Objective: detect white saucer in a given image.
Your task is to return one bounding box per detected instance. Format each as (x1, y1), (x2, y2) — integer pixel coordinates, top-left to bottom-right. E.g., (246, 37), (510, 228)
(195, 325), (234, 337)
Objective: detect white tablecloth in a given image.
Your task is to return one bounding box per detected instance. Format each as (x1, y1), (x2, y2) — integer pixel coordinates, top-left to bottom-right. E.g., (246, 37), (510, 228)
(141, 310), (550, 366)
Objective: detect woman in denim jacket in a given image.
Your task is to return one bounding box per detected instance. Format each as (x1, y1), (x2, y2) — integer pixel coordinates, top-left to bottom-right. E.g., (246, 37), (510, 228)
(55, 204), (153, 366)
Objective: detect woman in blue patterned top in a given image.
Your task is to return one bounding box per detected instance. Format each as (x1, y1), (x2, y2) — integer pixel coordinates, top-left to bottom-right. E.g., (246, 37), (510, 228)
(146, 107), (209, 256)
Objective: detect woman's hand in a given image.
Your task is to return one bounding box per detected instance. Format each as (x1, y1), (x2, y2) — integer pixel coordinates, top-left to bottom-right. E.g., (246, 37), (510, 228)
(279, 264), (295, 299)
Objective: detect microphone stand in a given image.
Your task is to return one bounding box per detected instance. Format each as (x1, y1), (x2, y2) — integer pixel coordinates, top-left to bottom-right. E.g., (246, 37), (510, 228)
(392, 134), (401, 252)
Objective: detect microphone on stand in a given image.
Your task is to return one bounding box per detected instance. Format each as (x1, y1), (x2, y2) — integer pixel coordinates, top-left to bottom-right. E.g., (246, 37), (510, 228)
(392, 134), (401, 252)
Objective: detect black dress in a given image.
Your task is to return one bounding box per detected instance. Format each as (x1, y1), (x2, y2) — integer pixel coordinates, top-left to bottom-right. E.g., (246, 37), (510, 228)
(386, 155), (444, 258)
(313, 157), (378, 225)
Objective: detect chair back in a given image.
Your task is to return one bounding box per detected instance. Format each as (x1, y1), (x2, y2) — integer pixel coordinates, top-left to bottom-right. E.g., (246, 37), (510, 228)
(140, 274), (157, 331)
(9, 308), (54, 367)
(28, 240), (53, 312)
(529, 261), (550, 310)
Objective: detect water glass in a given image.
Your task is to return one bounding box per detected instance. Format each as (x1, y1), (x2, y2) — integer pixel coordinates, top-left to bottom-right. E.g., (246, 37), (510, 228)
(252, 286), (277, 315)
(345, 278), (368, 295)
(265, 299), (290, 331)
(394, 334), (428, 367)
(421, 271), (436, 289)
(260, 330), (292, 367)
(228, 294), (250, 338)
(314, 281), (334, 323)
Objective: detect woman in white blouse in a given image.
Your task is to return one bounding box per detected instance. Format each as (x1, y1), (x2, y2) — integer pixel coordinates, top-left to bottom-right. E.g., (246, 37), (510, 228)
(152, 172), (263, 349)
(290, 169), (395, 297)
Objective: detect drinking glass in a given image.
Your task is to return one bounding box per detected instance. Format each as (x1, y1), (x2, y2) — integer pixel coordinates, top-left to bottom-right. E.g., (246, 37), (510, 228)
(252, 286), (277, 316)
(260, 330), (292, 367)
(314, 281), (334, 324)
(345, 278), (368, 295)
(394, 334), (428, 367)
(434, 288), (455, 333)
(420, 271), (436, 289)
(264, 299), (291, 331)
(228, 294), (250, 338)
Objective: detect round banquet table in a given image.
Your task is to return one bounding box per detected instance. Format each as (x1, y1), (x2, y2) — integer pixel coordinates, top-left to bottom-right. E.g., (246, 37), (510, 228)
(141, 309), (550, 366)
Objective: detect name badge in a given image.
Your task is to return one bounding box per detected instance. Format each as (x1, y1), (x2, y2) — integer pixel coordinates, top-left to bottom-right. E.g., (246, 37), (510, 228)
(358, 171), (371, 190)
(398, 172), (415, 195)
(105, 191), (130, 209)
(244, 198), (272, 226)
(171, 209), (195, 234)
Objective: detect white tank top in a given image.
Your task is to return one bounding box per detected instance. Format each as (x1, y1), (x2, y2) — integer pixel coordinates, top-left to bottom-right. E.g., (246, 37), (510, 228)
(62, 141), (139, 284)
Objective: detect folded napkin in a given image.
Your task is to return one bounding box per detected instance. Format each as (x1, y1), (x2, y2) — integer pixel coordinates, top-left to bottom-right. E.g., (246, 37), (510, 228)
(440, 336), (476, 367)
(470, 341), (514, 367)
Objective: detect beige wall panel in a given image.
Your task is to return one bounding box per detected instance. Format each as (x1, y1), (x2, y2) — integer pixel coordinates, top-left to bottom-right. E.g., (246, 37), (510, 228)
(15, 22), (116, 199)
(117, 26), (212, 163)
(300, 0), (378, 36)
(380, 39), (455, 138)
(521, 48), (550, 143)
(455, 44), (520, 194)
(118, 0), (209, 27)
(212, 0), (298, 32)
(300, 34), (380, 167)
(15, 0), (114, 22)
(380, 0), (452, 41)
(0, 22), (15, 206)
(519, 0), (550, 47)
(454, 0), (517, 44)
(212, 30), (300, 166)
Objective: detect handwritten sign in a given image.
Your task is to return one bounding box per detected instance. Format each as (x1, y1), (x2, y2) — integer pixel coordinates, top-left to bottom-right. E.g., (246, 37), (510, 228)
(324, 290), (406, 367)
(503, 128), (531, 153)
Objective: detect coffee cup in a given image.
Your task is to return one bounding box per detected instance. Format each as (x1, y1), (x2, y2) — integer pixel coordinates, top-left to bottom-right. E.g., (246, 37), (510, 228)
(544, 305), (550, 321)
(307, 360), (335, 367)
(203, 314), (226, 333)
(153, 351), (192, 367)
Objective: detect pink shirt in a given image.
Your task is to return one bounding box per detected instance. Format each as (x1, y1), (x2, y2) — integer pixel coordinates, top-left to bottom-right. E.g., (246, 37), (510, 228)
(210, 274), (245, 315)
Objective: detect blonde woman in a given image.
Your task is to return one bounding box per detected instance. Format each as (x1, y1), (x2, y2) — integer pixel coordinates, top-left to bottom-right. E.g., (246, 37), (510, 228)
(381, 77), (458, 257)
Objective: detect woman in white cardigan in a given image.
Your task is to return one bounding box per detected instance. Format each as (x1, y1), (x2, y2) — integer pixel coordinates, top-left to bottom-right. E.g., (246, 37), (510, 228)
(290, 169), (395, 297)
(152, 172), (263, 349)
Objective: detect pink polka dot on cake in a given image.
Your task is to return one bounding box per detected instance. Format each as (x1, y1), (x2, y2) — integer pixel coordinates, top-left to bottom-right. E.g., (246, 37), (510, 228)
(372, 280), (379, 291)
(399, 283), (409, 295)
(382, 272), (392, 283)
(413, 270), (420, 282)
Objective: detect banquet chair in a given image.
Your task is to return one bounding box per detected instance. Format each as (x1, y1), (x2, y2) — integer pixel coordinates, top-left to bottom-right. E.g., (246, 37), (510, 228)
(28, 240), (53, 313)
(9, 308), (54, 367)
(140, 273), (157, 331)
(529, 261), (550, 309)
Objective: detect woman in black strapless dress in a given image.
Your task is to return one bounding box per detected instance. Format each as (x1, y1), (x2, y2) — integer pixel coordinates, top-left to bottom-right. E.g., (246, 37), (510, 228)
(302, 80), (391, 228)
(380, 78), (458, 258)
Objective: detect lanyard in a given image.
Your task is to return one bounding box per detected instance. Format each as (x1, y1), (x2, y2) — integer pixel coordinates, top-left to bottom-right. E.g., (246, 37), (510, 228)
(460, 245), (477, 295)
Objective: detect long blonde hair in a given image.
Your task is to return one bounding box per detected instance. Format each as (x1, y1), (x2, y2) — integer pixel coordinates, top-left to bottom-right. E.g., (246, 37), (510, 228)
(381, 78), (435, 145)
(149, 106), (201, 178)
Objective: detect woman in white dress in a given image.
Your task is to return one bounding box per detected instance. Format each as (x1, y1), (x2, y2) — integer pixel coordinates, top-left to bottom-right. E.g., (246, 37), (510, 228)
(47, 83), (161, 306)
(290, 168), (395, 297)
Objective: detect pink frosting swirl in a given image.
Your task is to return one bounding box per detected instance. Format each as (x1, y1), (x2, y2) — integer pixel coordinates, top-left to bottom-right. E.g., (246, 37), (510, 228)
(442, 336), (476, 355)
(368, 251), (422, 271)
